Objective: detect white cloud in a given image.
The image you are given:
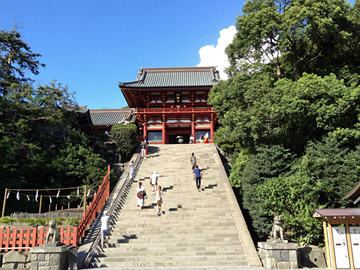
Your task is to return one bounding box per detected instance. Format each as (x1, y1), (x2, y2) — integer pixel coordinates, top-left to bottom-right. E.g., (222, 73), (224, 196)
(197, 25), (237, 80)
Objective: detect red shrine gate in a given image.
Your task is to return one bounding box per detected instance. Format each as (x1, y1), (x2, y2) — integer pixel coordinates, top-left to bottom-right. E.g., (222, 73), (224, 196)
(119, 67), (219, 144)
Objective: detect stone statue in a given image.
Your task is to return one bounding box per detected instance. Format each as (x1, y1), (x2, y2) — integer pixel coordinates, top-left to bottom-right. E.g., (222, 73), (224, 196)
(46, 219), (60, 243)
(270, 215), (284, 241)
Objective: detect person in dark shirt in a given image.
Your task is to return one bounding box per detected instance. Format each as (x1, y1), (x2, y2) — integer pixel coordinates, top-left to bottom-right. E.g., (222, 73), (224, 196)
(193, 165), (202, 192)
(190, 153), (197, 170)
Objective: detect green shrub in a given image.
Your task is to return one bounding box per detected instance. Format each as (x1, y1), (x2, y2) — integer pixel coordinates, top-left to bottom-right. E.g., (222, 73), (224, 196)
(110, 124), (138, 162)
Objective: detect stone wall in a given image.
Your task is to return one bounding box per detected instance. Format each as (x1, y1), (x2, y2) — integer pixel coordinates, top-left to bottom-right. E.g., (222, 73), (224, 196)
(258, 241), (299, 269)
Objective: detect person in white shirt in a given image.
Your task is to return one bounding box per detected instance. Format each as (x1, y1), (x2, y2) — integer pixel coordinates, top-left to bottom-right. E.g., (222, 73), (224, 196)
(189, 135), (194, 144)
(100, 210), (112, 248)
(137, 182), (146, 209)
(128, 160), (134, 181)
(150, 171), (162, 192)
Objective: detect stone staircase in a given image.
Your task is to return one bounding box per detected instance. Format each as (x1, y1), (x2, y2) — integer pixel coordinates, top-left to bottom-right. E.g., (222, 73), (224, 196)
(89, 144), (261, 268)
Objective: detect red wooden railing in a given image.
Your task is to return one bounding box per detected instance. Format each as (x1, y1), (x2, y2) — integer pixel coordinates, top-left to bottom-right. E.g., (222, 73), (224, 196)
(135, 107), (215, 114)
(0, 165), (111, 250)
(77, 165), (111, 241)
(0, 226), (78, 251)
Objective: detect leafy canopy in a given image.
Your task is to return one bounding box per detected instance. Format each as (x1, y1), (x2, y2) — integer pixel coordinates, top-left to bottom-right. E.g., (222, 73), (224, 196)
(210, 0), (360, 245)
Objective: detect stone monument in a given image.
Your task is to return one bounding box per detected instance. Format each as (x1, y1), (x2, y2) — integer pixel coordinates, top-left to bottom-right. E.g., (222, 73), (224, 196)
(45, 219), (60, 244)
(30, 220), (78, 270)
(258, 216), (299, 269)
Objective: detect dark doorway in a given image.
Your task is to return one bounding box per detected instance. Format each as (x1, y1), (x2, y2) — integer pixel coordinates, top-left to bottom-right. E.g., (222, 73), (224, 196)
(169, 134), (190, 144)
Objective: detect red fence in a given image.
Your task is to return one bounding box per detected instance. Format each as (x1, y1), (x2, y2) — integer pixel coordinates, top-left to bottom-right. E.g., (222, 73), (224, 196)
(0, 165), (111, 250)
(77, 165), (111, 240)
(0, 226), (78, 251)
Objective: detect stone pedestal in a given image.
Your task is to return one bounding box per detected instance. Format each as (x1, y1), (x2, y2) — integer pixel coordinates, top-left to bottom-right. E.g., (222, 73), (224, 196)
(258, 241), (299, 269)
(30, 243), (78, 270)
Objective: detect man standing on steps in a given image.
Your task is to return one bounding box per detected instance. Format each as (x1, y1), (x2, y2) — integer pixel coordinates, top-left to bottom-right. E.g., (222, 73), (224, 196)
(150, 171), (162, 192)
(128, 160), (134, 182)
(190, 153), (197, 170)
(193, 165), (202, 192)
(100, 210), (113, 248)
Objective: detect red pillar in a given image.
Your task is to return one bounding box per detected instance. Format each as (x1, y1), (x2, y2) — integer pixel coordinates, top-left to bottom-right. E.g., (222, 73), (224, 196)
(191, 114), (196, 144)
(210, 121), (214, 143)
(162, 123), (166, 144)
(143, 124), (147, 139)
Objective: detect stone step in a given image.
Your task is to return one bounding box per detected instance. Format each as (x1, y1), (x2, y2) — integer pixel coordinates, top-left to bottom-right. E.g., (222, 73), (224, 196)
(96, 246), (244, 257)
(102, 241), (243, 248)
(86, 144), (259, 268)
(89, 260), (249, 268)
(113, 221), (237, 227)
(110, 231), (239, 237)
(113, 238), (241, 245)
(93, 254), (246, 263)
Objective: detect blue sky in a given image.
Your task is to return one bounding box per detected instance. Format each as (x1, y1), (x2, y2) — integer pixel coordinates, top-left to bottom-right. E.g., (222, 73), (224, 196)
(1, 0), (356, 109)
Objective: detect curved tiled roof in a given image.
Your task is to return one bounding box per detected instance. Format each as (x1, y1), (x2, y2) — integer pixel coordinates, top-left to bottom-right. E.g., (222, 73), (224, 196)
(89, 108), (135, 126)
(120, 67), (220, 88)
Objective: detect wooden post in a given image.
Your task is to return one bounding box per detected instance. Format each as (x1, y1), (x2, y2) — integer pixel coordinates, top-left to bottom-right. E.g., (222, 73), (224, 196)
(39, 195), (43, 214)
(322, 218), (331, 268)
(345, 219), (355, 270)
(83, 186), (87, 214)
(2, 188), (7, 217)
(328, 222), (336, 269)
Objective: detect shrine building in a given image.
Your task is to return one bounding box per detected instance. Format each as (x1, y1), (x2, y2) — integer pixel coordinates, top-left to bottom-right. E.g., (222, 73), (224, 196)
(119, 67), (219, 144)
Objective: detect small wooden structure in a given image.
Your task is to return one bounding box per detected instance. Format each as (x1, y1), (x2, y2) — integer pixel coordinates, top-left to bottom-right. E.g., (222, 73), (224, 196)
(313, 208), (360, 269)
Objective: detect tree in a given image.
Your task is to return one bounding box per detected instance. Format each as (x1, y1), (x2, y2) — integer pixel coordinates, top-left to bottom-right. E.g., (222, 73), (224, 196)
(110, 124), (138, 162)
(209, 0), (360, 246)
(210, 73), (360, 156)
(209, 72), (276, 152)
(257, 137), (360, 244)
(0, 29), (108, 214)
(50, 129), (107, 190)
(237, 145), (294, 240)
(226, 0), (356, 81)
(0, 30), (45, 96)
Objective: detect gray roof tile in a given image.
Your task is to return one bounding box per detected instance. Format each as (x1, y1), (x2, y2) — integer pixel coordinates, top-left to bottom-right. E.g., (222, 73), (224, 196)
(89, 109), (134, 126)
(120, 67), (219, 88)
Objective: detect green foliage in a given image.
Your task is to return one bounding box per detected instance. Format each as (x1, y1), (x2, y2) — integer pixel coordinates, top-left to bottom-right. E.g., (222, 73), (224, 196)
(209, 72), (276, 151)
(226, 0), (357, 81)
(0, 216), (81, 226)
(110, 124), (138, 162)
(237, 145), (295, 239)
(229, 149), (249, 188)
(0, 30), (45, 95)
(257, 175), (324, 245)
(210, 73), (360, 156)
(0, 29), (110, 215)
(212, 0), (360, 246)
(256, 137), (359, 244)
(50, 129), (108, 190)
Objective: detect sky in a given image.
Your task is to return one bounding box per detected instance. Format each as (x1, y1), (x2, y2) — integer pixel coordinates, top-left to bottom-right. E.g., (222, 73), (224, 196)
(1, 0), (356, 109)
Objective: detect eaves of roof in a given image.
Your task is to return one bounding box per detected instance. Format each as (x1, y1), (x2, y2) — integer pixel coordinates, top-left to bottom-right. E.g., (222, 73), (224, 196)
(313, 208), (360, 217)
(344, 181), (360, 202)
(119, 67), (220, 88)
(89, 109), (135, 126)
